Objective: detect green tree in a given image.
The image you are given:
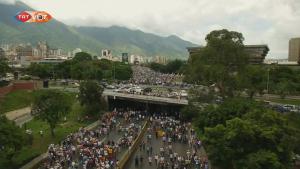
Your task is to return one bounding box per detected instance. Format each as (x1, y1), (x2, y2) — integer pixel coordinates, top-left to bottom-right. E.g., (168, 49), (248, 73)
(114, 63), (132, 80)
(240, 65), (267, 98)
(149, 62), (166, 73)
(0, 58), (10, 79)
(55, 60), (73, 79)
(204, 109), (296, 169)
(78, 80), (104, 116)
(149, 59), (185, 73)
(72, 52), (93, 62)
(0, 116), (29, 168)
(71, 62), (103, 81)
(185, 29), (249, 97)
(31, 90), (71, 137)
(165, 59), (185, 73)
(27, 63), (53, 79)
(196, 97), (261, 131)
(275, 81), (294, 99)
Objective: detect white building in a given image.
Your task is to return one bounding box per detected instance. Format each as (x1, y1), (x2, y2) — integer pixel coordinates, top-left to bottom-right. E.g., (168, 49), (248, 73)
(264, 59), (298, 65)
(101, 49), (113, 60)
(129, 55), (144, 64)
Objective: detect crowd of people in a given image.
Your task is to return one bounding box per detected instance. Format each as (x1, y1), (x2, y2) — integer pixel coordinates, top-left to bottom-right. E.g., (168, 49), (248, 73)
(132, 115), (209, 169)
(38, 109), (209, 169)
(131, 66), (182, 86)
(39, 110), (146, 169)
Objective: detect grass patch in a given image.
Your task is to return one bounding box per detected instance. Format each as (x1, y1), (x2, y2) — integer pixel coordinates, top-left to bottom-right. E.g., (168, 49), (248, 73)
(13, 101), (89, 168)
(0, 90), (34, 114)
(5, 90), (96, 168)
(266, 98), (300, 105)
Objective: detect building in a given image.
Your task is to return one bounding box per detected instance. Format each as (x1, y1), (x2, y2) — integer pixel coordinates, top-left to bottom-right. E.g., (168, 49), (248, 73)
(122, 53), (129, 63)
(101, 49), (113, 60)
(36, 41), (49, 58)
(129, 55), (144, 65)
(48, 48), (64, 58)
(187, 45), (269, 64)
(288, 38), (300, 62)
(244, 45), (269, 64)
(16, 44), (33, 58)
(264, 59), (298, 65)
(154, 56), (167, 65)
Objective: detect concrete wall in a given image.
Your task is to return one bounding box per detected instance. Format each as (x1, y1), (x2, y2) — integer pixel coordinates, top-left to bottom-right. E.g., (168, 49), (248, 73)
(0, 81), (38, 98)
(0, 84), (13, 98)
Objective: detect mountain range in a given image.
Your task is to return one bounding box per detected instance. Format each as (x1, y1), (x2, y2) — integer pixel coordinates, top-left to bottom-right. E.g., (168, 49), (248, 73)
(0, 1), (197, 59)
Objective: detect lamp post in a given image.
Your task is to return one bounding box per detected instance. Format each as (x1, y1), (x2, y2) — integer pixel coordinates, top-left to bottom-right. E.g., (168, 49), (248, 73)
(266, 68), (270, 100)
(113, 62), (116, 81)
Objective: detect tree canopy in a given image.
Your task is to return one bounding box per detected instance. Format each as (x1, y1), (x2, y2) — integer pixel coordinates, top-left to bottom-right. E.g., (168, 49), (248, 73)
(204, 109), (295, 169)
(26, 53), (132, 81)
(0, 116), (29, 168)
(72, 52), (93, 62)
(78, 80), (105, 116)
(185, 29), (249, 97)
(148, 59), (185, 74)
(0, 58), (9, 79)
(31, 90), (72, 136)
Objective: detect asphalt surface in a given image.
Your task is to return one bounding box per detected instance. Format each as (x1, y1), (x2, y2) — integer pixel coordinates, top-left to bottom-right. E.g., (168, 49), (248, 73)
(125, 121), (208, 169)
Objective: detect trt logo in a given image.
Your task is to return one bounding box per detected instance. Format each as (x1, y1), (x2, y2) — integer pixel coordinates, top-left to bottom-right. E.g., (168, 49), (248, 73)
(15, 11), (32, 22)
(15, 11), (52, 23)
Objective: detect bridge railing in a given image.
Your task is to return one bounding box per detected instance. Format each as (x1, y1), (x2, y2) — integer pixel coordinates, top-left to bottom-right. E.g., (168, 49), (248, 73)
(117, 119), (149, 169)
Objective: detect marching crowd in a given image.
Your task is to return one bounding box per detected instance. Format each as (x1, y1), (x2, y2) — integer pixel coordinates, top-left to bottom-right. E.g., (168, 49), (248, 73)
(38, 110), (209, 169)
(132, 115), (209, 169)
(39, 110), (146, 169)
(131, 66), (182, 86)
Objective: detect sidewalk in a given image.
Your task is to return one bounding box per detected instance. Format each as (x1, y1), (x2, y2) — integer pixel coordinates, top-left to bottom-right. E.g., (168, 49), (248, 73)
(4, 107), (33, 126)
(5, 106), (31, 120)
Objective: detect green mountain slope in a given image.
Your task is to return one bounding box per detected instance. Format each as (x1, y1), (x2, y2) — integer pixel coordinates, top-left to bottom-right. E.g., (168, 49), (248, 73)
(0, 1), (107, 54)
(75, 26), (196, 58)
(0, 1), (197, 59)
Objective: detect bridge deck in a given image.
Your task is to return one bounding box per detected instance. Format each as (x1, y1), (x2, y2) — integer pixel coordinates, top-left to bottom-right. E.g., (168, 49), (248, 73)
(103, 91), (188, 105)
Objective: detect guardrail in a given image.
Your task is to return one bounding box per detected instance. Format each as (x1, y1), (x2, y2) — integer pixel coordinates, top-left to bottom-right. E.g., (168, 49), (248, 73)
(105, 91), (188, 105)
(19, 120), (101, 169)
(117, 120), (149, 169)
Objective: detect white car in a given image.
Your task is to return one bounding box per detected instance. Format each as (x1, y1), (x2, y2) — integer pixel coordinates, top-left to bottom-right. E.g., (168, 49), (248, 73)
(168, 92), (179, 98)
(106, 85), (116, 89)
(180, 90), (188, 97)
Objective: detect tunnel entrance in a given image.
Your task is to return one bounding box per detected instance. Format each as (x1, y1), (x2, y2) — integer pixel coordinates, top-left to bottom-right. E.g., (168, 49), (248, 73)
(107, 97), (184, 117)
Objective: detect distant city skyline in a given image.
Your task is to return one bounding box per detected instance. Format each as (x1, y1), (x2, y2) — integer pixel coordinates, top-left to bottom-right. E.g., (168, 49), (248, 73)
(0, 0), (300, 59)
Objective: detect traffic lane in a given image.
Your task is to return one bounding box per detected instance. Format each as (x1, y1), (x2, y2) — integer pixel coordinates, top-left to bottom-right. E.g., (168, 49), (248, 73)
(125, 132), (196, 169)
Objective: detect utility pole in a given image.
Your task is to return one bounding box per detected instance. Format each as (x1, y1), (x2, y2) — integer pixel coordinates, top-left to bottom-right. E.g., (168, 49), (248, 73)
(266, 68), (270, 100)
(113, 63), (116, 81)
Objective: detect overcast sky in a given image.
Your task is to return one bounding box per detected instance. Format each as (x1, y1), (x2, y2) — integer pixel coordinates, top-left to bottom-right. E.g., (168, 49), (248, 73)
(1, 0), (300, 59)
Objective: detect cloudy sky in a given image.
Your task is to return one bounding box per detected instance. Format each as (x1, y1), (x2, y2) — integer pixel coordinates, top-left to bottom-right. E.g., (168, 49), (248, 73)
(1, 0), (300, 59)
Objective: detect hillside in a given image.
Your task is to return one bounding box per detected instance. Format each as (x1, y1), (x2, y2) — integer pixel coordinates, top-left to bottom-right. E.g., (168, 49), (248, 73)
(0, 1), (197, 59)
(75, 26), (196, 59)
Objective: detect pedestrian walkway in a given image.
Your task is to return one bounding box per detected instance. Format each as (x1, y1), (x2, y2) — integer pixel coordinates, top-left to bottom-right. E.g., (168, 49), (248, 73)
(5, 106), (31, 120)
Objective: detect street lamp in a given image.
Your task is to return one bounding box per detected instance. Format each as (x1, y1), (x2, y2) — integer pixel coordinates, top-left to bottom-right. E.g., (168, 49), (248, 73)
(266, 68), (270, 100)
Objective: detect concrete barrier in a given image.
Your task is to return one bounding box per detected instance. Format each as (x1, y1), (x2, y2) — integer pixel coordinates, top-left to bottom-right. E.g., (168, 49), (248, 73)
(19, 120), (101, 169)
(117, 119), (149, 169)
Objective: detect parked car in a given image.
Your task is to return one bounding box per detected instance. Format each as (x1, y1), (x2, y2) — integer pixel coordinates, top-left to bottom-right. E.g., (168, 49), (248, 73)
(106, 85), (116, 89)
(168, 92), (179, 98)
(180, 90), (188, 97)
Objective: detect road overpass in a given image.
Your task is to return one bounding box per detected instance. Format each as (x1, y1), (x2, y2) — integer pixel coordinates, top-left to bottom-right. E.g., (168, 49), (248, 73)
(58, 87), (188, 106)
(103, 90), (188, 106)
